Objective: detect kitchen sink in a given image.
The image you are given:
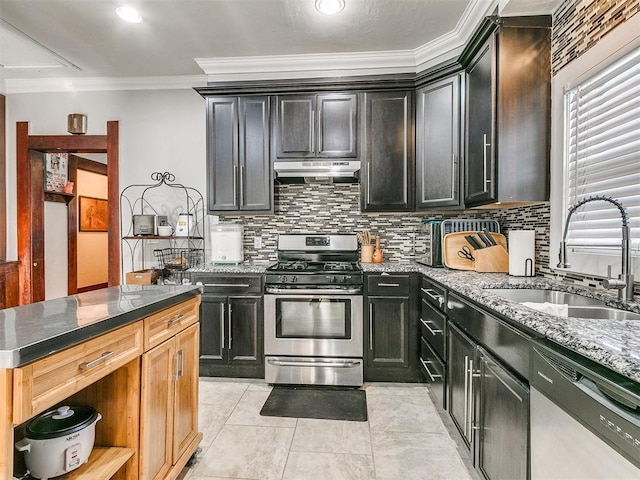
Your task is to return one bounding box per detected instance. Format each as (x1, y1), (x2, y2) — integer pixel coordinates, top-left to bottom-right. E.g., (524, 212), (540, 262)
(486, 288), (640, 320)
(486, 288), (605, 306)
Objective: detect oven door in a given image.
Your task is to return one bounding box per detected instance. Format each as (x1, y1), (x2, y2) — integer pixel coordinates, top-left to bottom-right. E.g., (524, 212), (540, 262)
(264, 292), (363, 358)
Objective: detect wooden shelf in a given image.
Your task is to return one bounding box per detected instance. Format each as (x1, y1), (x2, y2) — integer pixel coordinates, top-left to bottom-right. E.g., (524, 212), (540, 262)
(44, 190), (75, 204)
(65, 446), (134, 480)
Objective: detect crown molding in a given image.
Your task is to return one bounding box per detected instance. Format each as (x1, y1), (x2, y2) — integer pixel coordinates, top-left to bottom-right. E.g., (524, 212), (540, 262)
(3, 74), (207, 94)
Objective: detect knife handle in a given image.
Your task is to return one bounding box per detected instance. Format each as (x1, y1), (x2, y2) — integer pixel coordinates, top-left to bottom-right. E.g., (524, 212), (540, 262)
(476, 231), (493, 248)
(465, 235), (483, 249)
(482, 228), (498, 246)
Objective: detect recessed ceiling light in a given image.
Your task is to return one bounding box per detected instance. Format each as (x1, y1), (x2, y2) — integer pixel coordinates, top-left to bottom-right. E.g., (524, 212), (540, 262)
(116, 6), (143, 23)
(315, 0), (345, 15)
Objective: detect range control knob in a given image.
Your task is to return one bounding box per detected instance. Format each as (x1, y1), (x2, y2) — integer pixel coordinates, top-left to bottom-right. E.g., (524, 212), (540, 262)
(291, 276), (298, 283)
(328, 276), (336, 283)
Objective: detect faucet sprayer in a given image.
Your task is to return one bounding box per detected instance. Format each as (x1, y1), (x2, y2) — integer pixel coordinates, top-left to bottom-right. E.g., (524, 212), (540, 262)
(557, 195), (634, 301)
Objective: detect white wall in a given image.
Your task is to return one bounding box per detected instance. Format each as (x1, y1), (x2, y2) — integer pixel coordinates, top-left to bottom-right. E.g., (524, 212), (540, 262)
(5, 88), (207, 268)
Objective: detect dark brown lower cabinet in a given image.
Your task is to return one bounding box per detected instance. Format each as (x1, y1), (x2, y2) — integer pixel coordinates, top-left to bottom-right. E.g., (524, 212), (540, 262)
(195, 274), (264, 378)
(365, 273), (420, 382)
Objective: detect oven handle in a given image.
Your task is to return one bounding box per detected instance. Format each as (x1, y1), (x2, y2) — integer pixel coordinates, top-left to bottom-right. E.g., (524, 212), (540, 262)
(267, 358), (362, 368)
(264, 287), (362, 295)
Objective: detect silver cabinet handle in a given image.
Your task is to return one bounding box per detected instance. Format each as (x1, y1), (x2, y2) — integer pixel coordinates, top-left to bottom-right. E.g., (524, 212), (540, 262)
(239, 165), (245, 207)
(228, 304), (233, 350)
(420, 358), (442, 382)
(204, 283), (251, 288)
(220, 303), (225, 353)
(80, 351), (114, 371)
(468, 359), (475, 439)
(369, 304), (373, 351)
(233, 165), (238, 206)
(420, 318), (442, 335)
(178, 349), (184, 378)
(378, 283), (400, 287)
(311, 109), (316, 153)
(463, 355), (469, 437)
(483, 133), (492, 188)
(168, 314), (185, 327)
(421, 288), (444, 307)
(452, 153), (458, 196)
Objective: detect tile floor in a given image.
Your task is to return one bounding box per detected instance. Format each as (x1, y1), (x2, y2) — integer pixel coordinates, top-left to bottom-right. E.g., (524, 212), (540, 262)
(180, 378), (480, 480)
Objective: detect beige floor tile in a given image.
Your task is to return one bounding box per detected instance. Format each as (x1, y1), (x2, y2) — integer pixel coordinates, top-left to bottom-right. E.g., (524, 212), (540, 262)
(199, 379), (249, 405)
(193, 424), (294, 480)
(247, 381), (272, 392)
(282, 451), (375, 480)
(364, 382), (430, 396)
(227, 389), (298, 427)
(371, 430), (472, 480)
(367, 393), (446, 434)
(291, 418), (372, 455)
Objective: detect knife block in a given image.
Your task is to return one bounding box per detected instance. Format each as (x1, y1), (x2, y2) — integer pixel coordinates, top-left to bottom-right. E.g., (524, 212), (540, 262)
(474, 245), (509, 273)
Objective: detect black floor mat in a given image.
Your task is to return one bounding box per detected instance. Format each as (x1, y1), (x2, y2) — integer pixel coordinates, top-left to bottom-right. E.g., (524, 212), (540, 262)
(260, 386), (367, 422)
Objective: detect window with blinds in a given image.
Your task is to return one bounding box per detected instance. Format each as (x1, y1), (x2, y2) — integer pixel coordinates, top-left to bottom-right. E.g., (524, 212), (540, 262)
(564, 46), (640, 256)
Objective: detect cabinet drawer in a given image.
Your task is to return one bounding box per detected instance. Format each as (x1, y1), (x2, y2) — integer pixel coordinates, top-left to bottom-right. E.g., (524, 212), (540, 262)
(367, 274), (410, 296)
(195, 275), (262, 295)
(420, 298), (446, 359)
(420, 277), (446, 311)
(13, 321), (143, 424)
(420, 338), (446, 410)
(144, 297), (201, 351)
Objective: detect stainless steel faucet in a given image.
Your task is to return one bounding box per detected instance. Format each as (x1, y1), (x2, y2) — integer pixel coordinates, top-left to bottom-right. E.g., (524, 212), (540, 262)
(557, 195), (635, 301)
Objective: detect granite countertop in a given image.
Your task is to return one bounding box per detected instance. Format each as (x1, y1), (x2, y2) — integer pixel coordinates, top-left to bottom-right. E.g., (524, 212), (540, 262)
(364, 261), (640, 384)
(189, 261), (272, 274)
(0, 284), (202, 368)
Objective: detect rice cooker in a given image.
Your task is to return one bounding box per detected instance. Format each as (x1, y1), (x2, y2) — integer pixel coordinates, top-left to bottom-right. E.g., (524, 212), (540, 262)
(210, 223), (243, 264)
(15, 405), (101, 479)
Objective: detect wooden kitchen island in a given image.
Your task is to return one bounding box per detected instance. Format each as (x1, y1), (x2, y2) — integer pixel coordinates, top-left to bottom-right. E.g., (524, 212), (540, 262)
(0, 284), (203, 480)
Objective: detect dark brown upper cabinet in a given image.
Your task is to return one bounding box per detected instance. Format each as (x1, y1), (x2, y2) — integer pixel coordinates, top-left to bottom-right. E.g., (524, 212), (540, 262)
(361, 90), (415, 212)
(415, 73), (464, 210)
(461, 16), (551, 208)
(273, 93), (357, 159)
(205, 96), (272, 214)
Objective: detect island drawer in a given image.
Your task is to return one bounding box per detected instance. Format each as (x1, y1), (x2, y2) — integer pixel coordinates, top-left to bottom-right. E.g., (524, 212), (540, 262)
(13, 321), (143, 424)
(144, 296), (200, 351)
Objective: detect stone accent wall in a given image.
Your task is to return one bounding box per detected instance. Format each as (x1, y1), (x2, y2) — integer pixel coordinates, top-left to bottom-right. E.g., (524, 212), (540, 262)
(552, 0), (640, 74)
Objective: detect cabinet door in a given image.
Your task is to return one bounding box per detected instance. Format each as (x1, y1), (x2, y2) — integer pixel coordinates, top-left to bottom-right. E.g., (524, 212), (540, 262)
(477, 349), (529, 480)
(228, 296), (263, 364)
(140, 339), (175, 480)
(239, 96), (272, 212)
(317, 93), (357, 157)
(199, 296), (227, 364)
(447, 322), (476, 447)
(274, 95), (316, 158)
(362, 91), (414, 212)
(367, 296), (410, 368)
(206, 97), (239, 211)
(173, 324), (199, 464)
(416, 74), (462, 209)
(465, 37), (495, 206)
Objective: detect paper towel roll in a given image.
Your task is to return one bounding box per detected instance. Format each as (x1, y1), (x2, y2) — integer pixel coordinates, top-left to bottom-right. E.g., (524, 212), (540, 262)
(508, 230), (535, 276)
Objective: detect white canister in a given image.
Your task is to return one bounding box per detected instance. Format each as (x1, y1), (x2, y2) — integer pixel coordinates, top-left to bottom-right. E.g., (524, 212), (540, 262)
(508, 230), (536, 276)
(175, 213), (194, 237)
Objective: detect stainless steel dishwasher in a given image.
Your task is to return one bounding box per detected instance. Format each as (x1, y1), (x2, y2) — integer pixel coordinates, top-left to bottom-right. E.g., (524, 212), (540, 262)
(531, 344), (640, 479)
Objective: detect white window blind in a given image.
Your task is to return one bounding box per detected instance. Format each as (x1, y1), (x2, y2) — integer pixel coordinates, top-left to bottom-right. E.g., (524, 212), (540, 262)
(564, 46), (640, 255)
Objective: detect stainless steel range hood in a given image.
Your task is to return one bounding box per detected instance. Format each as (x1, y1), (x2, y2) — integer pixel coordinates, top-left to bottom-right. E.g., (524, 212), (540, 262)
(274, 160), (360, 184)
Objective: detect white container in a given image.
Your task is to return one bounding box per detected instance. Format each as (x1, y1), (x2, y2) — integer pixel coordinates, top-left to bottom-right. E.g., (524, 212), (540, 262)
(508, 230), (536, 276)
(15, 405), (102, 479)
(210, 223), (243, 264)
(175, 213), (194, 237)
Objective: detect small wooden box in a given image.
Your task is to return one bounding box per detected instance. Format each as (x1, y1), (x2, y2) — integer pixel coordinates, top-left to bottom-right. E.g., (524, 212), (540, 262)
(126, 269), (159, 285)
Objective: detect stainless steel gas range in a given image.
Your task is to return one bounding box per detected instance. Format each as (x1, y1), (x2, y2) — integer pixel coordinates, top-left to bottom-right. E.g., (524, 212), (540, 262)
(264, 234), (364, 387)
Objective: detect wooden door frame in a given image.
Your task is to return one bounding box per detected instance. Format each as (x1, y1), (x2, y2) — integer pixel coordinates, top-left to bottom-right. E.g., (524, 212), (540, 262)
(16, 121), (120, 304)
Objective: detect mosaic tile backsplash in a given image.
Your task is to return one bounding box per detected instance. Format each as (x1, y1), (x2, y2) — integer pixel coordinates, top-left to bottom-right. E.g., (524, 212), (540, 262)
(551, 0), (639, 74)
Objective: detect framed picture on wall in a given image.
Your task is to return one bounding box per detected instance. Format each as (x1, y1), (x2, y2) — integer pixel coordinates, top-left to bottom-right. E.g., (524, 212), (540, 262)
(79, 196), (108, 232)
